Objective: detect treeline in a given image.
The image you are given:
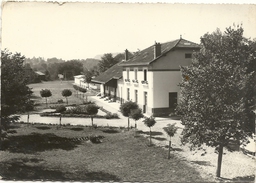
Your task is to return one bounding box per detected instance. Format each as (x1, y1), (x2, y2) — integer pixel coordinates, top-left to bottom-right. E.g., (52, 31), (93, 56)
(24, 51), (134, 84)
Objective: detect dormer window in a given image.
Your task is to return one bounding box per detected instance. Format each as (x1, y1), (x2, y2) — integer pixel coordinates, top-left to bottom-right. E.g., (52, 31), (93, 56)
(185, 53), (192, 58)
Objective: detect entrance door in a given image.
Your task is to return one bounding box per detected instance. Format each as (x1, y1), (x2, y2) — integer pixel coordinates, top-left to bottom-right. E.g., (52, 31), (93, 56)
(169, 92), (177, 111)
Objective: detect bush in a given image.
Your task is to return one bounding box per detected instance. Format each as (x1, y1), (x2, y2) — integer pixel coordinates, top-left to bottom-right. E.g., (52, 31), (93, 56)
(105, 113), (119, 119)
(57, 99), (64, 104)
(65, 106), (88, 114)
(55, 105), (66, 113)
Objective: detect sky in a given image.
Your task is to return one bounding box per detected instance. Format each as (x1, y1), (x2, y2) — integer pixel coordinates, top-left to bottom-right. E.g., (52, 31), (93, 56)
(2, 2), (256, 60)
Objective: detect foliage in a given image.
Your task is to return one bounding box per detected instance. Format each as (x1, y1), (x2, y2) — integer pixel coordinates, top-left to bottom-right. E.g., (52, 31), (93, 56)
(130, 108), (144, 121)
(86, 104), (99, 115)
(86, 104), (99, 126)
(105, 113), (119, 119)
(120, 101), (139, 130)
(65, 106), (87, 114)
(62, 89), (72, 104)
(58, 60), (83, 80)
(98, 53), (118, 73)
(143, 116), (156, 128)
(143, 116), (156, 146)
(55, 105), (66, 113)
(120, 101), (139, 117)
(1, 50), (33, 129)
(40, 89), (52, 107)
(163, 123), (178, 138)
(178, 25), (256, 177)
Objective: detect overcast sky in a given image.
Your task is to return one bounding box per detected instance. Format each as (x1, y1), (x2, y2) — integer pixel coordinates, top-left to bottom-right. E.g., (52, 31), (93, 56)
(2, 2), (256, 60)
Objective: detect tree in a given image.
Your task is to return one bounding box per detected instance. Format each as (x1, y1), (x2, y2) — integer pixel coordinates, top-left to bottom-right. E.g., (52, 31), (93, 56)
(143, 116), (156, 146)
(130, 108), (144, 136)
(40, 89), (52, 107)
(62, 89), (72, 105)
(163, 123), (178, 159)
(120, 101), (139, 130)
(1, 50), (34, 145)
(78, 87), (87, 103)
(86, 104), (99, 126)
(178, 25), (256, 177)
(98, 53), (118, 73)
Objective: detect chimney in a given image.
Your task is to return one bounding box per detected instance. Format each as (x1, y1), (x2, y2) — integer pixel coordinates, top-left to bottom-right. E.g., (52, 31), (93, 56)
(125, 49), (129, 61)
(154, 42), (161, 59)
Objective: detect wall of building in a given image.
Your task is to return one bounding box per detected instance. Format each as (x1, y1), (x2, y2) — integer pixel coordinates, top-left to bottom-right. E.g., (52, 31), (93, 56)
(122, 66), (154, 115)
(151, 49), (194, 70)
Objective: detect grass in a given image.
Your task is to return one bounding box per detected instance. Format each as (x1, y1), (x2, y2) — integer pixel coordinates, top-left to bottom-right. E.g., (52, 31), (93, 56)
(0, 123), (214, 182)
(29, 80), (94, 111)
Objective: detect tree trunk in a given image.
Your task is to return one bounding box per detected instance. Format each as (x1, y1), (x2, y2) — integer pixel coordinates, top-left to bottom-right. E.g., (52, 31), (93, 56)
(91, 116), (94, 126)
(149, 127), (152, 146)
(27, 112), (30, 123)
(66, 97), (68, 105)
(168, 140), (171, 159)
(45, 98), (48, 107)
(59, 114), (62, 126)
(216, 144), (224, 177)
(128, 117), (130, 131)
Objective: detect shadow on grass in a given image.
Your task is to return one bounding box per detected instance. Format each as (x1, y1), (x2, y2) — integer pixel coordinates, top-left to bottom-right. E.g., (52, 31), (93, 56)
(1, 132), (81, 153)
(0, 158), (120, 181)
(36, 126), (51, 130)
(151, 136), (166, 141)
(102, 129), (120, 133)
(137, 131), (163, 136)
(232, 175), (255, 181)
(191, 161), (213, 166)
(69, 127), (84, 131)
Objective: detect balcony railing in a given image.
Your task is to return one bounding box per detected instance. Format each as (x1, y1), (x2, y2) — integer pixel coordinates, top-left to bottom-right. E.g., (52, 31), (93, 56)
(132, 79), (139, 84)
(124, 79), (130, 82)
(141, 80), (148, 85)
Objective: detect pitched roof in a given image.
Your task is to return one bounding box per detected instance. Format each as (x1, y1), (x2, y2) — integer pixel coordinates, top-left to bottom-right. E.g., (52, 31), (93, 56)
(120, 38), (200, 66)
(91, 62), (123, 84)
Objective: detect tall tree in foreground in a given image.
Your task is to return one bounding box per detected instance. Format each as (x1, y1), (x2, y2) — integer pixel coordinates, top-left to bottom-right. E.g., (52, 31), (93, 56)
(178, 25), (256, 178)
(1, 50), (33, 145)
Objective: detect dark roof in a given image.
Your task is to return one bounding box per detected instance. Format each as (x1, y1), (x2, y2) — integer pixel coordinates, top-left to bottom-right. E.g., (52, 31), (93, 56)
(120, 38), (200, 66)
(91, 62), (123, 84)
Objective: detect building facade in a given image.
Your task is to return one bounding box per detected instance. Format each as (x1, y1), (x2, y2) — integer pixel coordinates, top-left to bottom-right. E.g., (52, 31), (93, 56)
(119, 38), (200, 116)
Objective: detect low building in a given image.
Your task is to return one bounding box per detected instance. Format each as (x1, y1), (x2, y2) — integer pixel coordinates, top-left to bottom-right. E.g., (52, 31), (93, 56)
(35, 71), (46, 81)
(91, 63), (123, 102)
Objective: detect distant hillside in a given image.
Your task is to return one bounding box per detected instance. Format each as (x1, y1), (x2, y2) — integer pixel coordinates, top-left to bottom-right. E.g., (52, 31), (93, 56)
(81, 58), (100, 70)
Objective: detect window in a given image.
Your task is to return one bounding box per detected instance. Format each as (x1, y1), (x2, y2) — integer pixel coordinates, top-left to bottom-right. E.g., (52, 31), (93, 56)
(144, 69), (147, 81)
(185, 53), (192, 58)
(135, 90), (138, 103)
(135, 69), (137, 80)
(127, 88), (130, 100)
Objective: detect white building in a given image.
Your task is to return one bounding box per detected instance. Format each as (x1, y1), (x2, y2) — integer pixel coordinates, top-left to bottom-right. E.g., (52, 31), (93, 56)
(91, 37), (200, 116)
(119, 38), (200, 116)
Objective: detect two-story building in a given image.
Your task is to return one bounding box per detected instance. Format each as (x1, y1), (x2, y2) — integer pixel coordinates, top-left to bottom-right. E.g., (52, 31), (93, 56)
(119, 38), (200, 116)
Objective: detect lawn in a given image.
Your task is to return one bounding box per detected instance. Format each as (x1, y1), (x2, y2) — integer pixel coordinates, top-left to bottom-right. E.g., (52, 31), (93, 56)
(29, 80), (94, 111)
(0, 123), (215, 182)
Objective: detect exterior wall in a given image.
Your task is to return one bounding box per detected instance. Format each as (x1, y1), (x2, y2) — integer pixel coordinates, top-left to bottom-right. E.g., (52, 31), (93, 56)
(100, 84), (104, 95)
(122, 66), (154, 116)
(150, 49), (195, 70)
(152, 71), (181, 116)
